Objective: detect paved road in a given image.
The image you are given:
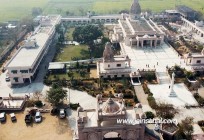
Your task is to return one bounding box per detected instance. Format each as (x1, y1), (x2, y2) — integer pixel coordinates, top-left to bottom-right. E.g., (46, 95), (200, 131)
(33, 37), (57, 83)
(51, 58), (103, 64)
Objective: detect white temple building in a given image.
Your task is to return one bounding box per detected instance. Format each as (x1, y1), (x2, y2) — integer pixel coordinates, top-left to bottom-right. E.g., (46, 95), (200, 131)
(111, 0), (165, 48)
(97, 42), (132, 79)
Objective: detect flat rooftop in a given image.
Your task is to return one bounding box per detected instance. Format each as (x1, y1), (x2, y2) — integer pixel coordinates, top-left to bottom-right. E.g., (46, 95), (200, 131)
(6, 15), (60, 68)
(7, 32), (49, 68)
(120, 20), (131, 34)
(130, 19), (153, 32)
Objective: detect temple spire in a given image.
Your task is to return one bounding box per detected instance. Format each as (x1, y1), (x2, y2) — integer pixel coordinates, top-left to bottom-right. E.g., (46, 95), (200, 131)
(130, 0), (141, 19)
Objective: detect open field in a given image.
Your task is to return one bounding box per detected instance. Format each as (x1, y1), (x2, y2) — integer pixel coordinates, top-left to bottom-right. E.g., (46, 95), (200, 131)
(56, 45), (89, 62)
(1, 0), (204, 22)
(0, 0), (49, 22)
(0, 113), (72, 140)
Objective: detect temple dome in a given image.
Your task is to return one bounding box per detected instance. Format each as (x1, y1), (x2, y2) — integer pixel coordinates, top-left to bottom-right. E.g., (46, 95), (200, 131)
(103, 42), (114, 62)
(130, 0), (141, 17)
(102, 98), (120, 114)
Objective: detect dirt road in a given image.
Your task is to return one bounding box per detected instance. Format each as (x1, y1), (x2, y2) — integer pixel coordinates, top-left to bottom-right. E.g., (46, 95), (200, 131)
(0, 112), (72, 140)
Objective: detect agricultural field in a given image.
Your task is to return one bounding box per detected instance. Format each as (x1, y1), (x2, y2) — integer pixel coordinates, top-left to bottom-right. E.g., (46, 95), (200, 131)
(0, 0), (49, 22)
(1, 0), (204, 22)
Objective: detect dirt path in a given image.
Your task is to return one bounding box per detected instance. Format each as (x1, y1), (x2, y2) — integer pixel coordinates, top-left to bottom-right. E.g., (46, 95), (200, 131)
(0, 113), (72, 140)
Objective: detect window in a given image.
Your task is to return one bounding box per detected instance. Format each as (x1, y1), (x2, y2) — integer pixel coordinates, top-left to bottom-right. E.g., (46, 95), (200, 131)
(20, 70), (28, 73)
(196, 60), (201, 64)
(11, 70), (17, 74)
(117, 64), (121, 67)
(108, 64), (110, 67)
(13, 77), (19, 82)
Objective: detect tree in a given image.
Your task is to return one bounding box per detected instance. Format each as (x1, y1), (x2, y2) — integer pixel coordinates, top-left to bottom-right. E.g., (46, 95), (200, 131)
(73, 25), (103, 57)
(21, 16), (35, 32)
(33, 91), (42, 101)
(145, 111), (155, 119)
(47, 83), (67, 106)
(32, 7), (43, 17)
(179, 117), (194, 140)
(73, 25), (102, 46)
(156, 103), (178, 119)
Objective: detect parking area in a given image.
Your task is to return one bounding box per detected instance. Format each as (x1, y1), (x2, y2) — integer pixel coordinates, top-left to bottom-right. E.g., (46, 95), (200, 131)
(0, 112), (72, 140)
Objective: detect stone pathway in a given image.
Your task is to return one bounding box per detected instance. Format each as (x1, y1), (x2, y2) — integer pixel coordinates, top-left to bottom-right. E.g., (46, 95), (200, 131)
(134, 85), (148, 105)
(156, 71), (170, 84)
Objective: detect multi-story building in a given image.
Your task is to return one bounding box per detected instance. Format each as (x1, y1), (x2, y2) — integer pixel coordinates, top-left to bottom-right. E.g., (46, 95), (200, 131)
(5, 15), (61, 85)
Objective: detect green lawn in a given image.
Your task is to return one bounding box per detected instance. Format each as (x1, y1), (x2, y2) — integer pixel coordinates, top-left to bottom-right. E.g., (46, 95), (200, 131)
(65, 28), (75, 41)
(55, 45), (89, 62)
(1, 0), (204, 22)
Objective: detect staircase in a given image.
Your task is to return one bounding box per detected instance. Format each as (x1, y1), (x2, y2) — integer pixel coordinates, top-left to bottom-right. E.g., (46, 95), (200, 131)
(156, 71), (171, 84)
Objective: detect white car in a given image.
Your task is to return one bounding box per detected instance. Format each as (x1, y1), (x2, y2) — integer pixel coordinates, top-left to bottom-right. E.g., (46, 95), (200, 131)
(10, 113), (16, 122)
(5, 76), (10, 82)
(35, 112), (42, 123)
(59, 109), (66, 119)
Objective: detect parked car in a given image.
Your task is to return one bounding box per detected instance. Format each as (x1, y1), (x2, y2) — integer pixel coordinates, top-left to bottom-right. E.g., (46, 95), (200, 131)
(0, 112), (6, 122)
(59, 109), (66, 119)
(35, 112), (42, 123)
(25, 113), (32, 124)
(10, 113), (16, 122)
(5, 76), (10, 82)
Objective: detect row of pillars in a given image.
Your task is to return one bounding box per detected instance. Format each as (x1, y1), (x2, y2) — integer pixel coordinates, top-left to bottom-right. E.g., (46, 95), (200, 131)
(183, 21), (204, 37)
(130, 39), (161, 48)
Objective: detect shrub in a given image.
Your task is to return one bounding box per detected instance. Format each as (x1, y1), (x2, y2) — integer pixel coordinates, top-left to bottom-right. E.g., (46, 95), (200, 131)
(147, 96), (158, 109)
(145, 111), (155, 119)
(34, 100), (43, 108)
(198, 120), (204, 126)
(26, 100), (35, 107)
(70, 103), (80, 110)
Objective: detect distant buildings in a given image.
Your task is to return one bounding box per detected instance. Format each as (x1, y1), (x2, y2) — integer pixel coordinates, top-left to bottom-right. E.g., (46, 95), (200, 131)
(5, 15), (61, 85)
(176, 5), (198, 21)
(61, 14), (122, 24)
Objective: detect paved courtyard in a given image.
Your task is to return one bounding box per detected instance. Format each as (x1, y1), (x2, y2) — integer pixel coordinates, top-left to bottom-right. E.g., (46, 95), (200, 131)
(148, 83), (198, 107)
(121, 43), (191, 71)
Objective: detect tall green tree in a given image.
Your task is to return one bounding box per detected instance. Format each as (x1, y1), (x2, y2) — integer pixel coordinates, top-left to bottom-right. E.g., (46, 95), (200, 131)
(73, 25), (102, 46)
(47, 83), (67, 106)
(178, 117), (194, 140)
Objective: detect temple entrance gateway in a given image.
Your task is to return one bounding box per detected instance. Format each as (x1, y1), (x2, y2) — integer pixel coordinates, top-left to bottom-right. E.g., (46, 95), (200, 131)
(103, 132), (122, 140)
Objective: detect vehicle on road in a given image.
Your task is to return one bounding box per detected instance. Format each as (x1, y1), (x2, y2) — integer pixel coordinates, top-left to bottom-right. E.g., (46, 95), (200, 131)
(10, 113), (16, 122)
(25, 113), (32, 124)
(0, 112), (6, 122)
(59, 109), (66, 119)
(5, 76), (10, 82)
(35, 111), (42, 123)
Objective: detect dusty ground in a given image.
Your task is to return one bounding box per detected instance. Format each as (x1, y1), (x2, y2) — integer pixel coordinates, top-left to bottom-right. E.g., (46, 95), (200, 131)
(90, 69), (97, 78)
(0, 112), (72, 140)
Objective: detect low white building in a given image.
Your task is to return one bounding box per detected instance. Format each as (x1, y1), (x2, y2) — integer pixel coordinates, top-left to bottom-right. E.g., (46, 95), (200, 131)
(5, 15), (61, 85)
(184, 49), (204, 71)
